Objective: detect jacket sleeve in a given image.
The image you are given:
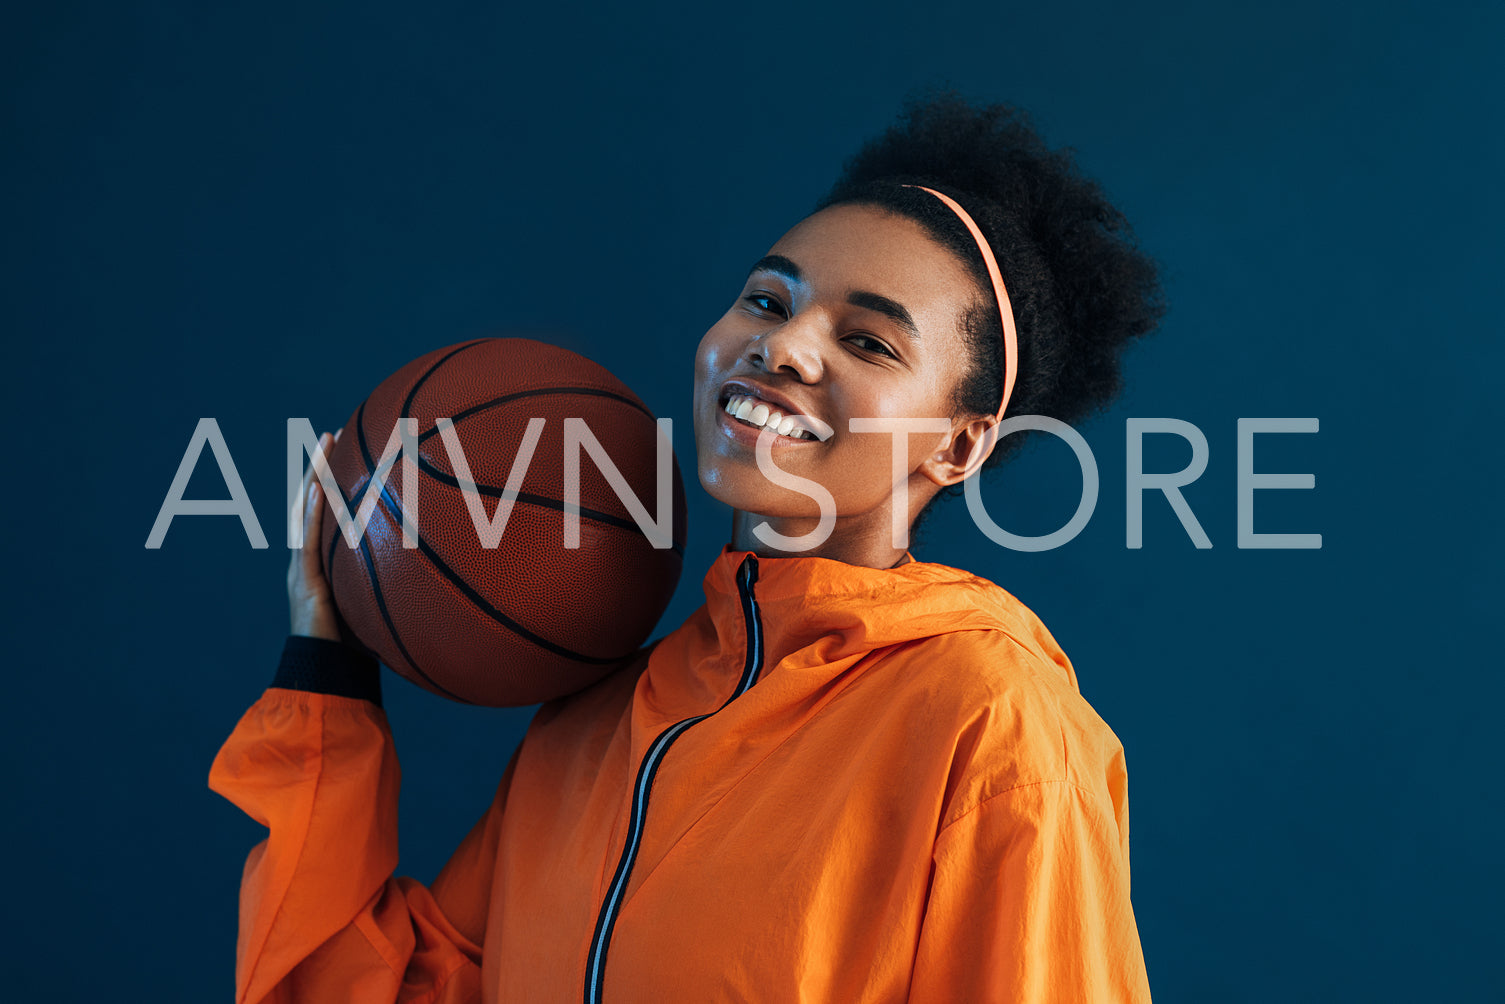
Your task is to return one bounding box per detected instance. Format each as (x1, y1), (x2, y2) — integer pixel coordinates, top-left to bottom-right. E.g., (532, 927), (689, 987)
(908, 780), (1152, 1004)
(209, 637), (513, 1004)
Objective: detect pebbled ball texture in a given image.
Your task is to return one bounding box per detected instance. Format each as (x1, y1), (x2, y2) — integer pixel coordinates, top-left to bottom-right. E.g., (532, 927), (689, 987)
(318, 338), (686, 706)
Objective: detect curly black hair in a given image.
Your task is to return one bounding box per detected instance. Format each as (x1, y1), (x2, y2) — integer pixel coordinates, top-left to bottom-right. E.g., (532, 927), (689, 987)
(816, 90), (1165, 521)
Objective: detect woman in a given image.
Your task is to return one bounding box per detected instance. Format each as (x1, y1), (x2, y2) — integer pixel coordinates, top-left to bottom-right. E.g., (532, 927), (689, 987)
(212, 92), (1164, 1003)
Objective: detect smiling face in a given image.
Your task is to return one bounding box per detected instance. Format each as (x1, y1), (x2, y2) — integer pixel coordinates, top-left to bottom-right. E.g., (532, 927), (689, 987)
(693, 203), (999, 565)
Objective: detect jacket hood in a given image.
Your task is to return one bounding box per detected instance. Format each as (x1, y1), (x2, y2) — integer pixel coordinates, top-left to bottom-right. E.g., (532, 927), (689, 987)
(635, 546), (1078, 722)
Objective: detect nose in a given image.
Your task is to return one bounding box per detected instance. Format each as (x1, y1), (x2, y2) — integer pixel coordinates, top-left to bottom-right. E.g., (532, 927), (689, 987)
(747, 311), (825, 384)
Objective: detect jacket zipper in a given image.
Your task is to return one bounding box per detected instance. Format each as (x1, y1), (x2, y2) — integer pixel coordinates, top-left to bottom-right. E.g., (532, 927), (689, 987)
(584, 554), (765, 1004)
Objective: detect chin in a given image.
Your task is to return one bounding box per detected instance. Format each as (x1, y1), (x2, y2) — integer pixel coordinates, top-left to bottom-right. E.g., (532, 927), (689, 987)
(695, 413), (840, 518)
(697, 459), (754, 511)
(699, 467), (822, 523)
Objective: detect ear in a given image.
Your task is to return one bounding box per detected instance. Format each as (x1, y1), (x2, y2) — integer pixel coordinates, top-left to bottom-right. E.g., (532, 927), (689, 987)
(917, 415), (999, 488)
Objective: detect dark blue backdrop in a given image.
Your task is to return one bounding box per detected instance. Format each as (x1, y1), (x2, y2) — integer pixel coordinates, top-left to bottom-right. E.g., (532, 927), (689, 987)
(7, 2), (1501, 1000)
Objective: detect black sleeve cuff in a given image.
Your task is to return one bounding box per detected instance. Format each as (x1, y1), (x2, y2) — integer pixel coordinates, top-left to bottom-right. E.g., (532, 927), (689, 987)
(272, 635), (383, 707)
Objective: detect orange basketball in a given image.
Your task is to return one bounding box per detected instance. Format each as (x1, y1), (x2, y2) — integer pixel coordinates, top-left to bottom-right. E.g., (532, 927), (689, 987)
(318, 338), (686, 706)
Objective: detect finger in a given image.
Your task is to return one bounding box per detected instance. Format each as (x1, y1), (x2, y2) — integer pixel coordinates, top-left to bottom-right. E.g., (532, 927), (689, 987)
(302, 439), (331, 582)
(289, 444), (318, 584)
(295, 433), (326, 536)
(301, 433), (325, 494)
(301, 482), (327, 580)
(291, 435), (317, 533)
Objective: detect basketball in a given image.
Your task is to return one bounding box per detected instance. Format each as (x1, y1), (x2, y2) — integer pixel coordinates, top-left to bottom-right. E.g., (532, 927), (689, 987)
(317, 337), (686, 706)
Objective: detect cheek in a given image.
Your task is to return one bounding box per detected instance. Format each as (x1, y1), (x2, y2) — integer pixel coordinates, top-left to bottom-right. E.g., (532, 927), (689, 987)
(693, 328), (713, 371)
(693, 324), (730, 393)
(692, 325), (731, 457)
(696, 319), (739, 374)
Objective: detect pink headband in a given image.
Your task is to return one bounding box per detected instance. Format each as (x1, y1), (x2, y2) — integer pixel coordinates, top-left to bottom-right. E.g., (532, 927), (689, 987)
(903, 185), (1019, 426)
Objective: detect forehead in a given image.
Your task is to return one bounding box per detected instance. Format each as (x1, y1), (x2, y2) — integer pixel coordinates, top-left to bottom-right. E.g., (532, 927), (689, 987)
(765, 204), (978, 327)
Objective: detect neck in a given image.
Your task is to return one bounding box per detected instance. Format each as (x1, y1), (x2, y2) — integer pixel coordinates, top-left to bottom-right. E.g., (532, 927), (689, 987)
(729, 510), (912, 569)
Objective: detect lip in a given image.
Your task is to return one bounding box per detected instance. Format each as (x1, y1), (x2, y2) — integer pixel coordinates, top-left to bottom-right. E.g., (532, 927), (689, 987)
(717, 378), (822, 429)
(714, 378), (827, 447)
(716, 405), (823, 449)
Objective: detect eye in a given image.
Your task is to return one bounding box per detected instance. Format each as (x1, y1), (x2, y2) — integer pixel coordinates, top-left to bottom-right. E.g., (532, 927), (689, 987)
(845, 333), (896, 359)
(742, 292), (788, 317)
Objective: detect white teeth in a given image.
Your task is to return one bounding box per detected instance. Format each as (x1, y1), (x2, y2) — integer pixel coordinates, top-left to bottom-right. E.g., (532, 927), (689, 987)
(722, 393), (817, 440)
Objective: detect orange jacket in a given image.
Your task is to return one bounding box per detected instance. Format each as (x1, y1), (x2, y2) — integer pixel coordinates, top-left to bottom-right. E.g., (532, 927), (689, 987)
(211, 548), (1152, 1003)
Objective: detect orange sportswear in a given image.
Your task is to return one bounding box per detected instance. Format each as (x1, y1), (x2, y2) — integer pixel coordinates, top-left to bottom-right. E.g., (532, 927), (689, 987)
(211, 547), (1153, 1002)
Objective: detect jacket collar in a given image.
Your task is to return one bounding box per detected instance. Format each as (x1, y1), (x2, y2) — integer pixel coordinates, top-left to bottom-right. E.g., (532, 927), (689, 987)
(699, 545), (1054, 677)
(637, 545), (1075, 725)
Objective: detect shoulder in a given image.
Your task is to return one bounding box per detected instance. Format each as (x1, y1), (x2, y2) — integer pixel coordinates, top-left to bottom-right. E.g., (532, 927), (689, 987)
(866, 580), (1130, 830)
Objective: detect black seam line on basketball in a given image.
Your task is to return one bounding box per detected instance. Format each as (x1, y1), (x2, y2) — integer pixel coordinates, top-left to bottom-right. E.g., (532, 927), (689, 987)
(411, 530), (625, 664)
(353, 399), (472, 702)
(354, 334), (488, 587)
(360, 403), (630, 668)
(330, 472), (468, 704)
(398, 340), (680, 554)
(401, 339), (493, 422)
(415, 458), (687, 559)
(415, 386), (656, 445)
(584, 554), (765, 1004)
(398, 342), (675, 553)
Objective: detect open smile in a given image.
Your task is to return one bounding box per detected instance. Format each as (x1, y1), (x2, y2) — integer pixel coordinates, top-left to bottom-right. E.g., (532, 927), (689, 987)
(721, 393), (820, 440)
(714, 386), (830, 447)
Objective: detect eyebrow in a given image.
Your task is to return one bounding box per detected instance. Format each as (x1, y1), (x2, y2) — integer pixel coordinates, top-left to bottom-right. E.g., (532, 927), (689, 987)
(747, 254), (801, 283)
(746, 255), (921, 341)
(846, 290), (919, 341)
